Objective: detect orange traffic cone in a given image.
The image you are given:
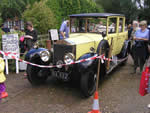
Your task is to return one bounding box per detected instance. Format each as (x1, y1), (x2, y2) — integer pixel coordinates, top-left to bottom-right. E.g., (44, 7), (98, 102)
(1, 92), (8, 98)
(88, 91), (102, 113)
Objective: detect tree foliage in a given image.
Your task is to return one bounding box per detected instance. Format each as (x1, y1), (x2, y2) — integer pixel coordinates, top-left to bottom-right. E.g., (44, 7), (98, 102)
(96, 0), (138, 23)
(46, 0), (103, 29)
(23, 0), (56, 34)
(0, 0), (26, 20)
(0, 0), (103, 33)
(0, 0), (40, 20)
(134, 0), (150, 23)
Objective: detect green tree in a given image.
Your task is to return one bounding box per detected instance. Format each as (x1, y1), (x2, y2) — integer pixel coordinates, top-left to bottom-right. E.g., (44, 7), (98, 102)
(24, 0), (41, 5)
(96, 0), (138, 23)
(0, 0), (41, 21)
(23, 0), (56, 34)
(46, 0), (63, 29)
(0, 0), (26, 20)
(46, 0), (103, 29)
(80, 0), (103, 13)
(0, 13), (2, 25)
(135, 0), (150, 23)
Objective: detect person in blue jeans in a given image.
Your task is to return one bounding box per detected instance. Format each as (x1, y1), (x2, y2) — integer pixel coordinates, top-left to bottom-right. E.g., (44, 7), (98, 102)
(132, 21), (149, 74)
(59, 20), (70, 40)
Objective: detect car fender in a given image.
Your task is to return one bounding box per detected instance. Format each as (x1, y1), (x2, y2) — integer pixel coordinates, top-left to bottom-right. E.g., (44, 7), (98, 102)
(77, 53), (97, 72)
(25, 48), (48, 61)
(97, 39), (109, 57)
(118, 40), (130, 58)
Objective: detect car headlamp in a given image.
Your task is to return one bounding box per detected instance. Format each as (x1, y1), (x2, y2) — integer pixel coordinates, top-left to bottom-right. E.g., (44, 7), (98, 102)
(40, 51), (50, 62)
(64, 53), (75, 64)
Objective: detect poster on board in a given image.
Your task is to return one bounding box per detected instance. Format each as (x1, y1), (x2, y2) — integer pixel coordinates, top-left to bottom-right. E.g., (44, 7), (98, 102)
(2, 34), (20, 59)
(49, 29), (59, 40)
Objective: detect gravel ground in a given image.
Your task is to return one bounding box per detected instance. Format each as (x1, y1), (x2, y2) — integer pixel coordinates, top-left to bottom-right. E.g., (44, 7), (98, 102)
(0, 56), (150, 113)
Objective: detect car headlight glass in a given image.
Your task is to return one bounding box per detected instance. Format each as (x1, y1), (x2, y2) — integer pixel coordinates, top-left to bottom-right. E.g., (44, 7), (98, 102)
(40, 51), (50, 62)
(64, 53), (75, 64)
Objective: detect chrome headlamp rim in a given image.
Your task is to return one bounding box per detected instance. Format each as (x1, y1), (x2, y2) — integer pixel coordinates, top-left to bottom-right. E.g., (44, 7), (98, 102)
(40, 50), (50, 62)
(64, 53), (75, 64)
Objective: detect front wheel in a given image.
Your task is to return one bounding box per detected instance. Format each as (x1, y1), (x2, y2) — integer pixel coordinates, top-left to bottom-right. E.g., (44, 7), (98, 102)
(80, 70), (96, 98)
(26, 64), (49, 85)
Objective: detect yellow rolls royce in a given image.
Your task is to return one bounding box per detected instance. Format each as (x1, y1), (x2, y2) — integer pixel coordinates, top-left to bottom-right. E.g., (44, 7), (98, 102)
(25, 13), (129, 97)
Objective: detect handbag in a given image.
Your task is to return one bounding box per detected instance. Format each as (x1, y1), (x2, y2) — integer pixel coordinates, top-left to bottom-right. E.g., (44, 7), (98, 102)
(139, 67), (150, 96)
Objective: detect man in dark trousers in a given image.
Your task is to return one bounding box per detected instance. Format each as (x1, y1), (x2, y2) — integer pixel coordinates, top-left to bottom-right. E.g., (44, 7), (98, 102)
(25, 21), (38, 50)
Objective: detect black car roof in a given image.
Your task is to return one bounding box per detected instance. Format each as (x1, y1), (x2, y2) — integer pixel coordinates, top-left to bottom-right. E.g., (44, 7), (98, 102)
(69, 13), (124, 18)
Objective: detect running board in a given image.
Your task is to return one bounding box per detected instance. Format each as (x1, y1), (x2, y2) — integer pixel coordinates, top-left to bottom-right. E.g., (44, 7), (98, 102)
(106, 60), (123, 75)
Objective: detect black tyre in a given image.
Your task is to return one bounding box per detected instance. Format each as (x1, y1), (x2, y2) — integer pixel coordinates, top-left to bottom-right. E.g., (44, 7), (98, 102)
(26, 64), (49, 85)
(80, 70), (96, 98)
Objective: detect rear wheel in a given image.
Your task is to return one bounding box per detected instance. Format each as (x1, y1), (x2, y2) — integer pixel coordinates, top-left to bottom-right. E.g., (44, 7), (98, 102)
(80, 70), (96, 98)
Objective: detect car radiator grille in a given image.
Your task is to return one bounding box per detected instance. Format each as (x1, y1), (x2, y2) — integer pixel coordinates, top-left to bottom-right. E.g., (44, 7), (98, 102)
(53, 44), (75, 64)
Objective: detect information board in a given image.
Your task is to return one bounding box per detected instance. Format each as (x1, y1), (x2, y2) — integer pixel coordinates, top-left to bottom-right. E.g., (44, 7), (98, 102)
(49, 29), (59, 40)
(2, 34), (20, 59)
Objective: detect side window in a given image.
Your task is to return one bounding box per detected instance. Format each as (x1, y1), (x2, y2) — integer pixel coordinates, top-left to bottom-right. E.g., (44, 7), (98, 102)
(88, 18), (107, 33)
(78, 19), (86, 32)
(108, 18), (117, 34)
(119, 18), (124, 33)
(71, 18), (77, 33)
(71, 18), (86, 33)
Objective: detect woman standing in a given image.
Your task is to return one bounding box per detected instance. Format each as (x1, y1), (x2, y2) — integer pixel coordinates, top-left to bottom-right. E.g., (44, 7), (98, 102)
(132, 21), (149, 74)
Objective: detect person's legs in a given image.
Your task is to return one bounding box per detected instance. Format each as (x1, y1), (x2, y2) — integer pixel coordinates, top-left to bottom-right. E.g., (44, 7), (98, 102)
(0, 83), (6, 92)
(20, 43), (26, 56)
(0, 83), (6, 99)
(132, 56), (138, 74)
(139, 57), (146, 72)
(130, 45), (138, 74)
(0, 83), (8, 99)
(26, 39), (33, 51)
(130, 42), (134, 60)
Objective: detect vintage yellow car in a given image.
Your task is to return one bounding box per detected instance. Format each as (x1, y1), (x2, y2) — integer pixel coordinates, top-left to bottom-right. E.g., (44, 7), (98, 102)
(25, 13), (129, 97)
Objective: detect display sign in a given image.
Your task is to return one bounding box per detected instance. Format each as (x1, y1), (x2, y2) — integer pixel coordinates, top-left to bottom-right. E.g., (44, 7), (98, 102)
(49, 29), (59, 40)
(2, 34), (20, 74)
(2, 34), (20, 59)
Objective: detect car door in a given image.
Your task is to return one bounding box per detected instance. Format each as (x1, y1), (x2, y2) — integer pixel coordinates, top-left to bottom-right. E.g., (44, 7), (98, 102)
(117, 17), (128, 54)
(107, 16), (119, 56)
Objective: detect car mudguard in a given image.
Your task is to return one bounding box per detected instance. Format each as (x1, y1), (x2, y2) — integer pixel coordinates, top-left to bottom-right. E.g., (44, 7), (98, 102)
(77, 53), (97, 72)
(25, 48), (48, 61)
(97, 39), (109, 57)
(117, 40), (130, 58)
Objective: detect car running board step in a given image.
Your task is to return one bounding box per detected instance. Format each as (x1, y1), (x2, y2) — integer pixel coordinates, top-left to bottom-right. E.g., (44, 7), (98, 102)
(106, 60), (122, 75)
